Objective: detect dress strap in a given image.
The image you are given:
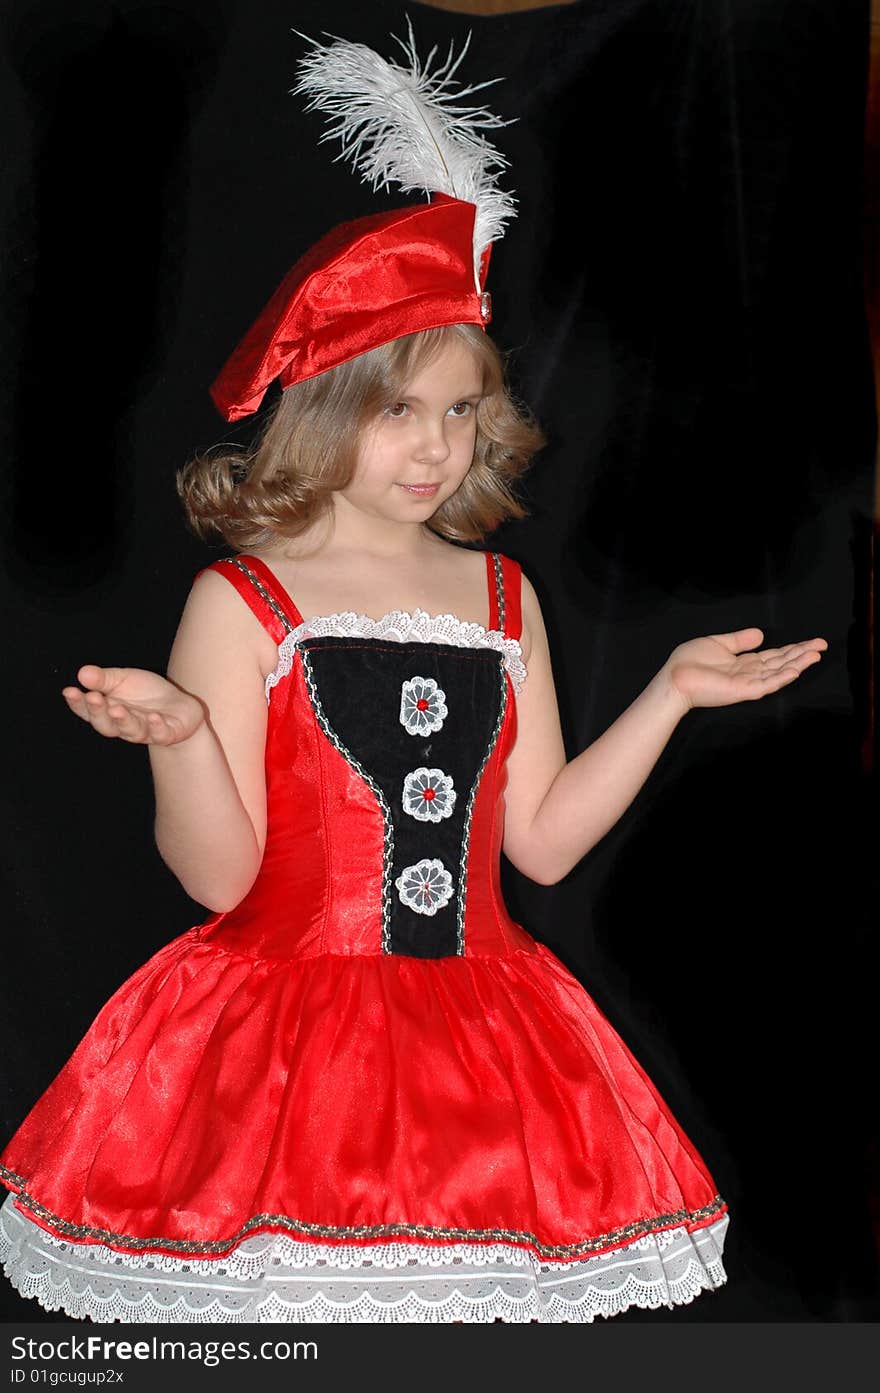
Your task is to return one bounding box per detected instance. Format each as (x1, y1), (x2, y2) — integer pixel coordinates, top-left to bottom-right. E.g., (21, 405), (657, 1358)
(484, 551), (523, 641)
(195, 554), (305, 645)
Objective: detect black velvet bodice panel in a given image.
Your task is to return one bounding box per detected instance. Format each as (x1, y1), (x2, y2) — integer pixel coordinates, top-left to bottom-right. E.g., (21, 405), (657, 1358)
(300, 638), (506, 957)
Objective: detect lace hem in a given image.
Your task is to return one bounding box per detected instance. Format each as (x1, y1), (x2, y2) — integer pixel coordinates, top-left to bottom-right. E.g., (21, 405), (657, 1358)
(0, 1193), (728, 1324)
(265, 611), (528, 701)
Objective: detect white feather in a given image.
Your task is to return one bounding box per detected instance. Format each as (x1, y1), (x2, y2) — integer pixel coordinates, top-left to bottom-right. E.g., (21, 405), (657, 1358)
(291, 20), (516, 289)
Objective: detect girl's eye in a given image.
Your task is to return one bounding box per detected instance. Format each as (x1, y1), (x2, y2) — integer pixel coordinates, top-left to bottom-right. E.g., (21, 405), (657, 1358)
(448, 401), (474, 417)
(385, 402), (409, 419)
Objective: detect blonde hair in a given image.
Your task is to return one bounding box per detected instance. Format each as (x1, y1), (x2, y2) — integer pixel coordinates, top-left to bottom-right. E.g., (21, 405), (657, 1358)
(177, 324), (544, 547)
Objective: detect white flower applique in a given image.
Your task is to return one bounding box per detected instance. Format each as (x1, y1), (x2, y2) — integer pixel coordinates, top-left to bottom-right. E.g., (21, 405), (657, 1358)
(395, 859), (454, 916)
(400, 676), (447, 736)
(402, 768), (456, 823)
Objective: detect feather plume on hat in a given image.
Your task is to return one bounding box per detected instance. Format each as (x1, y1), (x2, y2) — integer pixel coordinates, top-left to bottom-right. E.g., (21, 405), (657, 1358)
(210, 24), (515, 420)
(292, 21), (516, 292)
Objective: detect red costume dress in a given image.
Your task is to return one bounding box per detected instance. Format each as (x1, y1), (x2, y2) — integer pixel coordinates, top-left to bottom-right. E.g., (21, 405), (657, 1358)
(0, 552), (728, 1322)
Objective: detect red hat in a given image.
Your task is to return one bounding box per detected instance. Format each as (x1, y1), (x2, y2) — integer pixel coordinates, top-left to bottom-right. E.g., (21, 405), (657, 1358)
(210, 27), (512, 422)
(211, 195), (492, 422)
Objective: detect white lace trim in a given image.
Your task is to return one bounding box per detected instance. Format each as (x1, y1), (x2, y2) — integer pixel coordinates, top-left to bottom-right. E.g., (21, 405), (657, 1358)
(265, 611), (527, 702)
(0, 1193), (728, 1324)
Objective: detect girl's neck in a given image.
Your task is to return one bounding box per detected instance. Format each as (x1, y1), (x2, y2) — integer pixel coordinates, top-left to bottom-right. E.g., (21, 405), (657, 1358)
(267, 508), (443, 565)
(248, 514), (487, 632)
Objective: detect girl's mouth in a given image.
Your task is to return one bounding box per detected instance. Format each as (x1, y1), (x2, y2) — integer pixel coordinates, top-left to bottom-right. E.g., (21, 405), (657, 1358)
(398, 483), (441, 496)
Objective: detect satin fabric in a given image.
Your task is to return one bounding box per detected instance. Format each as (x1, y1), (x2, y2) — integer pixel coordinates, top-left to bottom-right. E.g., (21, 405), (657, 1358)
(0, 935), (722, 1260)
(0, 551), (726, 1262)
(210, 194), (490, 420)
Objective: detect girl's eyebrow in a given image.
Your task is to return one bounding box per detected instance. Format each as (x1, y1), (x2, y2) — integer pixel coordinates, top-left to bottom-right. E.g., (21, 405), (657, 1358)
(398, 389), (484, 404)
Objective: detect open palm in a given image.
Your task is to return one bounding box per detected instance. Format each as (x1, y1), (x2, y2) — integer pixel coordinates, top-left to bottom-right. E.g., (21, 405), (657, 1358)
(666, 628), (828, 712)
(62, 664), (205, 745)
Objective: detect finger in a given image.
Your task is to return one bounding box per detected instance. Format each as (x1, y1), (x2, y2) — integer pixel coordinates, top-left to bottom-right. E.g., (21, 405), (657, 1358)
(84, 690), (160, 740)
(118, 708), (181, 745)
(63, 687), (109, 720)
(711, 627), (764, 654)
(76, 664), (130, 693)
(145, 713), (183, 745)
(105, 703), (150, 741)
(62, 688), (97, 722)
(75, 664), (107, 690)
(741, 657), (818, 698)
(80, 691), (134, 738)
(761, 650), (823, 678)
(100, 706), (165, 744)
(766, 665), (807, 693)
(108, 701), (179, 743)
(120, 710), (180, 746)
(69, 687), (123, 722)
(761, 639), (827, 663)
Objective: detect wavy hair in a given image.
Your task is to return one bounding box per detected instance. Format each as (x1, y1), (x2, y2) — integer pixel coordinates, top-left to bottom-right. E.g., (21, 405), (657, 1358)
(177, 323), (544, 547)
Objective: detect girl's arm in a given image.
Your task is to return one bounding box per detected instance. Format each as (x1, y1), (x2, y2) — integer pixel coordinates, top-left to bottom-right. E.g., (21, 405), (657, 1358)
(502, 576), (825, 886)
(149, 571), (269, 911)
(63, 571), (270, 913)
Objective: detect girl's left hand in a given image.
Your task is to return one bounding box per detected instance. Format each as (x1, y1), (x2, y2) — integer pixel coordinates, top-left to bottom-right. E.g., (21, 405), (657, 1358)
(663, 628), (828, 714)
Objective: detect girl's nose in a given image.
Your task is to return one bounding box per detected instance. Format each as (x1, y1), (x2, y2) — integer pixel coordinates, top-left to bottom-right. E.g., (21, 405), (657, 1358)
(413, 421), (450, 464)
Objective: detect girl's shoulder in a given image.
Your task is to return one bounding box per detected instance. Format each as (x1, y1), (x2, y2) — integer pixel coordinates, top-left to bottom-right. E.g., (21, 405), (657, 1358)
(188, 557), (284, 682)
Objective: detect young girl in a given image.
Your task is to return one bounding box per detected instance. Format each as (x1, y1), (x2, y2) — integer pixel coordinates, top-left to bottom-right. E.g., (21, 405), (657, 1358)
(0, 31), (826, 1325)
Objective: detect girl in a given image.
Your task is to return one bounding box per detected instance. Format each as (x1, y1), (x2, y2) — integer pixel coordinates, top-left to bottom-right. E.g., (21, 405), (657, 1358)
(0, 31), (826, 1324)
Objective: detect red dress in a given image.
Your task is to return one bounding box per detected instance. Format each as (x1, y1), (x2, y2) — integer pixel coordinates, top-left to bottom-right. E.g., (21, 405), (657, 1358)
(0, 551), (728, 1322)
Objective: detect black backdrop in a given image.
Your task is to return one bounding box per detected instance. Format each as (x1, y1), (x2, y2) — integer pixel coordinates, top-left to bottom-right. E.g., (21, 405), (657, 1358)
(1, 0), (878, 1324)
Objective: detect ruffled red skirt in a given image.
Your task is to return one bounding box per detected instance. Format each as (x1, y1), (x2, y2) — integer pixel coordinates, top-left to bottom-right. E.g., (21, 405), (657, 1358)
(1, 926), (725, 1267)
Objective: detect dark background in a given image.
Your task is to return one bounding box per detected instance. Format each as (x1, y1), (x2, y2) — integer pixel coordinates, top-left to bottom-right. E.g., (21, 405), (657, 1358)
(1, 0), (878, 1323)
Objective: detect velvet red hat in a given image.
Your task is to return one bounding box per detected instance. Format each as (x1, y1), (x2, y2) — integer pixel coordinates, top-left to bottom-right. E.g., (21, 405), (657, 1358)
(209, 27), (513, 422)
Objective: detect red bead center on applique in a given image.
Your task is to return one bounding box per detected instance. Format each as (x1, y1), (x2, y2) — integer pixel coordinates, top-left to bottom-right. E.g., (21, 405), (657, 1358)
(416, 698), (430, 710)
(422, 788), (436, 801)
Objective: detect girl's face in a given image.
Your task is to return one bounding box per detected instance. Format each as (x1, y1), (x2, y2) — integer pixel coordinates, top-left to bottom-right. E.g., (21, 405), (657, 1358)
(335, 336), (483, 528)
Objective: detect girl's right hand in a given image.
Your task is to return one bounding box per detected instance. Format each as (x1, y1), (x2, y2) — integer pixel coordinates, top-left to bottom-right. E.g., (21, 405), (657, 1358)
(62, 665), (206, 746)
